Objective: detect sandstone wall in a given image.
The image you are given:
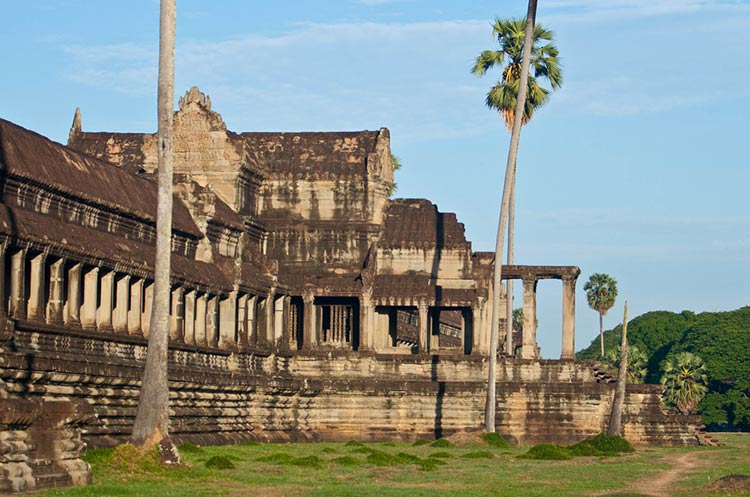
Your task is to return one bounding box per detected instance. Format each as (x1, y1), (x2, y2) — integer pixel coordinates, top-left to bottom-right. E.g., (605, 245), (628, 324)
(0, 324), (700, 448)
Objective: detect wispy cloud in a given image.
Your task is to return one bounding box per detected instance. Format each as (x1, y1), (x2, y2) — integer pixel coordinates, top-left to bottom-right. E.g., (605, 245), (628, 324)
(542, 0), (750, 23)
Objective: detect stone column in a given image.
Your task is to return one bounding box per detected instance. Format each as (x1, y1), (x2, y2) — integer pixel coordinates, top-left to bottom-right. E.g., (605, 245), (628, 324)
(170, 287), (185, 341)
(472, 297), (485, 355)
(127, 278), (143, 335)
(218, 292), (237, 349)
(418, 302), (429, 354)
(97, 271), (114, 331)
(273, 296), (285, 348)
(65, 263), (82, 326)
(27, 253), (46, 322)
(237, 293), (248, 347)
(113, 275), (130, 333)
(184, 290), (196, 345)
(206, 295), (219, 347)
(302, 290), (316, 350)
(46, 258), (65, 324)
(0, 243), (6, 318)
(80, 267), (99, 329)
(141, 282), (153, 337)
(194, 293), (207, 346)
(247, 295), (257, 347)
(561, 277), (577, 360)
(521, 278), (538, 360)
(9, 249), (27, 320)
(265, 291), (275, 346)
(359, 290), (374, 351)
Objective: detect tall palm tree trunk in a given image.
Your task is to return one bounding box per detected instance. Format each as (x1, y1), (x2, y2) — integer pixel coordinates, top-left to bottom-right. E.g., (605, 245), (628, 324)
(505, 178), (516, 356)
(599, 311), (604, 357)
(608, 302), (628, 436)
(485, 0), (537, 433)
(132, 0), (176, 447)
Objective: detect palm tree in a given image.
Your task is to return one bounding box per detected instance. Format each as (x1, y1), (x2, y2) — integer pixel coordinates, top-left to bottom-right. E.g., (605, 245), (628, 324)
(132, 0), (176, 447)
(584, 273), (618, 358)
(605, 345), (648, 383)
(482, 0), (538, 434)
(608, 302), (628, 436)
(661, 352), (708, 415)
(471, 18), (562, 356)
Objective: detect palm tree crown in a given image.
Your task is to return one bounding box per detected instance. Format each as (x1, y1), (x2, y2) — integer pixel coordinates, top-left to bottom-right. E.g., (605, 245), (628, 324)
(472, 18), (562, 130)
(661, 351), (708, 415)
(584, 273), (618, 316)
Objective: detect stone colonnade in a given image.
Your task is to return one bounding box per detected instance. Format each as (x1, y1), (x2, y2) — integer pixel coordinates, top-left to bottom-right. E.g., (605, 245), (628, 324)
(0, 243), (580, 359)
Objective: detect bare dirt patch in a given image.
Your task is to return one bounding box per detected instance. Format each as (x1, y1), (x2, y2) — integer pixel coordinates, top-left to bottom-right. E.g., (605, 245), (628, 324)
(705, 474), (750, 492)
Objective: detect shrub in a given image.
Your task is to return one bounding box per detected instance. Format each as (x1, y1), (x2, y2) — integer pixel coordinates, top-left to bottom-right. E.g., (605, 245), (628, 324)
(412, 439), (430, 446)
(366, 450), (399, 466)
(205, 455), (235, 470)
(331, 456), (362, 466)
(462, 451), (495, 459)
(570, 434), (634, 456)
(256, 453), (295, 464)
(518, 444), (573, 460)
(290, 455), (322, 468)
(430, 451), (452, 459)
(483, 433), (511, 448)
(430, 439), (454, 448)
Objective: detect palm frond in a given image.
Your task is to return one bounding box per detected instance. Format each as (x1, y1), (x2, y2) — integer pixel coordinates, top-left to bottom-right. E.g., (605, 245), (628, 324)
(471, 50), (505, 76)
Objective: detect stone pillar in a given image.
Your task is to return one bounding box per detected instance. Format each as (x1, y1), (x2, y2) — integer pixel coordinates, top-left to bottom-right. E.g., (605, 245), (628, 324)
(194, 293), (207, 346)
(418, 302), (429, 354)
(9, 249), (27, 320)
(80, 267), (99, 329)
(97, 271), (114, 331)
(0, 243), (6, 318)
(359, 290), (374, 351)
(27, 253), (46, 322)
(65, 263), (82, 326)
(265, 291), (275, 346)
(218, 292), (237, 349)
(141, 282), (153, 337)
(273, 296), (285, 348)
(561, 276), (577, 360)
(472, 297), (485, 355)
(237, 293), (248, 347)
(113, 274), (130, 333)
(521, 278), (538, 360)
(170, 287), (185, 342)
(206, 295), (219, 347)
(127, 278), (143, 335)
(46, 258), (65, 324)
(302, 290), (316, 350)
(184, 290), (196, 345)
(247, 295), (257, 347)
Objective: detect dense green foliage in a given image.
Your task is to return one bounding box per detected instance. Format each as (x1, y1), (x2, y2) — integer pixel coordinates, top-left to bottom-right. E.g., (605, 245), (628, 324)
(661, 352), (709, 414)
(204, 455), (235, 470)
(520, 434), (633, 460)
(483, 432), (512, 448)
(519, 444), (573, 460)
(578, 307), (750, 430)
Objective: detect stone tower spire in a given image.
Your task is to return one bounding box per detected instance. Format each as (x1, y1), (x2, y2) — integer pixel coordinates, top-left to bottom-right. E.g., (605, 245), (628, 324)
(68, 107), (82, 145)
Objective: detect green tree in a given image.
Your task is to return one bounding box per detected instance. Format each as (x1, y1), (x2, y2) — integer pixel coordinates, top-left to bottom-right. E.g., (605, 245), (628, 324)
(661, 351), (708, 415)
(132, 0), (176, 447)
(584, 273), (618, 358)
(471, 16), (562, 356)
(387, 153), (402, 197)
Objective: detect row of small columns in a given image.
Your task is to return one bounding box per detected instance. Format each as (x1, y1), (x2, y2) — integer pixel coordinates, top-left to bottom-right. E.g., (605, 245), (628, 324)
(0, 244), (294, 351)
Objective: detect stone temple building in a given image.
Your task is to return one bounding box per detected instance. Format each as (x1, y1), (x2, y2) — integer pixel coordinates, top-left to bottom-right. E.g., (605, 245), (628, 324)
(0, 87), (700, 490)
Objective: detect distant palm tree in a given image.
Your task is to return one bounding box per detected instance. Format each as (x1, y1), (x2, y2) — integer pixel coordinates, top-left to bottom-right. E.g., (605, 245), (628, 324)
(584, 273), (618, 357)
(661, 352), (708, 415)
(472, 17), (562, 355)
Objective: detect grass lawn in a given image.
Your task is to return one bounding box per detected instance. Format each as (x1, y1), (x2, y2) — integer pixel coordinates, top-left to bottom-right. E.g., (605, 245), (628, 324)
(40, 433), (750, 497)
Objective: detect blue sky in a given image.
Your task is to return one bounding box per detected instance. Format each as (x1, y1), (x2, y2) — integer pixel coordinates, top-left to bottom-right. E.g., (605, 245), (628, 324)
(2, 0), (749, 357)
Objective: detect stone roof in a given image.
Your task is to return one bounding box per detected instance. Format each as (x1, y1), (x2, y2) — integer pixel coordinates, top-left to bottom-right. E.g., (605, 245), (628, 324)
(241, 131), (380, 174)
(381, 199), (470, 249)
(0, 204), (228, 289)
(0, 119), (201, 238)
